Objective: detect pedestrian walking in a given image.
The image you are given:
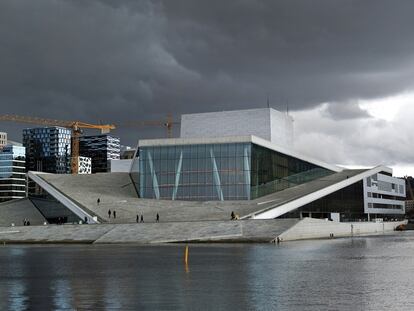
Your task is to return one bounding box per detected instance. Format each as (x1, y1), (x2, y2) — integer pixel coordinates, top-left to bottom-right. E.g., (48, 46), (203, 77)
(23, 218), (27, 226)
(97, 198), (100, 205)
(136, 214), (139, 223)
(113, 210), (116, 219)
(108, 209), (111, 218)
(140, 214), (144, 223)
(156, 213), (159, 223)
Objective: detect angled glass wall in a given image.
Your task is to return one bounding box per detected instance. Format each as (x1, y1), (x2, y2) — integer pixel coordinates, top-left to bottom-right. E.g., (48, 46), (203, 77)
(138, 143), (251, 201)
(135, 141), (334, 201)
(250, 144), (333, 199)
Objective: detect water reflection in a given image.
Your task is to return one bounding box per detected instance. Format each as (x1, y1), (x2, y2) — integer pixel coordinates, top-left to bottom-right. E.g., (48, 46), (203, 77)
(0, 234), (414, 310)
(52, 280), (73, 310)
(8, 281), (27, 311)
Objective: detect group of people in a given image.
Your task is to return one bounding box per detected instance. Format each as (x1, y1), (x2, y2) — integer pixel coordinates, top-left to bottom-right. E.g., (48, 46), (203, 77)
(108, 209), (116, 219)
(23, 218), (31, 226)
(99, 198), (160, 223)
(136, 213), (160, 223)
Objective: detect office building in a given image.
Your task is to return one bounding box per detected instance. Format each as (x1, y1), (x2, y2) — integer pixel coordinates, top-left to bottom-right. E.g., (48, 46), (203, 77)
(0, 132), (7, 150)
(0, 144), (26, 202)
(79, 135), (120, 173)
(23, 127), (71, 174)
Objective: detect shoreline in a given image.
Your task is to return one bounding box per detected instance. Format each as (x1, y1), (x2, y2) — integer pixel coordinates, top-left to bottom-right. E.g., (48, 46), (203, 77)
(0, 218), (406, 245)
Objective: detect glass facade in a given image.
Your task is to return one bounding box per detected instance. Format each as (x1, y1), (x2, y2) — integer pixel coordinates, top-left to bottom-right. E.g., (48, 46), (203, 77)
(139, 143), (251, 201)
(280, 181), (365, 220)
(137, 142), (334, 201)
(28, 185), (80, 224)
(250, 144), (333, 199)
(279, 181), (405, 221)
(23, 127), (71, 174)
(0, 145), (26, 202)
(79, 135), (121, 173)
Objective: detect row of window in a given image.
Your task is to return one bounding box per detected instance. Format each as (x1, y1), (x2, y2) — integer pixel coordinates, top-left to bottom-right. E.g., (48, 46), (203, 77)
(367, 175), (405, 194)
(0, 185), (25, 190)
(0, 191), (25, 196)
(0, 173), (25, 178)
(368, 203), (403, 210)
(0, 179), (25, 185)
(0, 160), (25, 166)
(0, 167), (26, 173)
(367, 192), (405, 200)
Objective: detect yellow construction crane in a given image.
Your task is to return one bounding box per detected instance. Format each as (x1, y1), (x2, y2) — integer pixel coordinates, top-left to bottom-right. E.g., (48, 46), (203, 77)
(0, 114), (116, 174)
(120, 114), (179, 138)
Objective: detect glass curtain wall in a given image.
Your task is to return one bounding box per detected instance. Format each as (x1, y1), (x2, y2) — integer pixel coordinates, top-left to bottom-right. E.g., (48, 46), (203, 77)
(278, 181), (368, 221)
(136, 142), (334, 201)
(139, 143), (251, 201)
(250, 144), (333, 199)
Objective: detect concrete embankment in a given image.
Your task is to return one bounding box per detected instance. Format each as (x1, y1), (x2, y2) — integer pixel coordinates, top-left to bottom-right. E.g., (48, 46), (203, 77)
(0, 218), (405, 244)
(277, 218), (406, 242)
(0, 219), (297, 244)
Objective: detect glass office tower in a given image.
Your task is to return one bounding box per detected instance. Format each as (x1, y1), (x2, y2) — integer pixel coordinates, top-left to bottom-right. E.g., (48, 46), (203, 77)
(0, 145), (26, 202)
(23, 127), (71, 174)
(79, 135), (121, 173)
(136, 142), (333, 201)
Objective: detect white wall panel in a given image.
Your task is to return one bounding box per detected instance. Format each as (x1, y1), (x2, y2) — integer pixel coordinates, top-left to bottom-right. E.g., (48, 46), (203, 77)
(180, 108), (293, 147)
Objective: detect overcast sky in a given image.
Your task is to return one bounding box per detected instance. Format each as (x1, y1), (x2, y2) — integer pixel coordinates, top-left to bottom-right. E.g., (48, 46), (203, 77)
(1, 0), (414, 176)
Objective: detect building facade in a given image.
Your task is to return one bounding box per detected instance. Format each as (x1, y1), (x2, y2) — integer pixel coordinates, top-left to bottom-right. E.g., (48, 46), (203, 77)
(76, 157), (92, 174)
(23, 127), (71, 174)
(0, 144), (26, 202)
(364, 173), (406, 216)
(134, 136), (337, 201)
(0, 132), (7, 150)
(79, 135), (120, 173)
(133, 136), (405, 220)
(130, 108), (406, 221)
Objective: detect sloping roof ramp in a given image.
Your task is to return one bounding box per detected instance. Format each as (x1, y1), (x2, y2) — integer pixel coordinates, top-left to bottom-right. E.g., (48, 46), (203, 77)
(27, 171), (99, 223)
(248, 166), (392, 219)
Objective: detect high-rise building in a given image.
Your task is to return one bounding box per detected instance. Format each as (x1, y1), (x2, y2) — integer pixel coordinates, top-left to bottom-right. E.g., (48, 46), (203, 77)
(0, 144), (26, 202)
(23, 127), (71, 174)
(79, 135), (120, 173)
(0, 132), (7, 150)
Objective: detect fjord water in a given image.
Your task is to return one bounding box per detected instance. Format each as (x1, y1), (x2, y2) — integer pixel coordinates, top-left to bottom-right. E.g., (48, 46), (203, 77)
(1, 233), (414, 311)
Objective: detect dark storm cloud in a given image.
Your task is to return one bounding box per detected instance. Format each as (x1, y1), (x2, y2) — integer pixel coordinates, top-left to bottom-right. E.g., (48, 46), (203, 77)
(323, 102), (371, 120)
(1, 0), (414, 144)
